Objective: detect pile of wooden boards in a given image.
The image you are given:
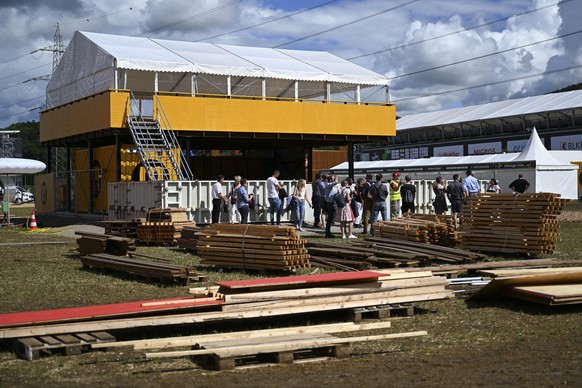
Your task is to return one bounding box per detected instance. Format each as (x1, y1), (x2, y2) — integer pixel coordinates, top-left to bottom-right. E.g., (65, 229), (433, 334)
(0, 270), (451, 357)
(375, 214), (458, 246)
(76, 232), (135, 255)
(80, 253), (202, 284)
(459, 193), (567, 255)
(196, 224), (310, 271)
(470, 267), (582, 306)
(176, 225), (204, 253)
(306, 237), (486, 271)
(136, 208), (195, 245)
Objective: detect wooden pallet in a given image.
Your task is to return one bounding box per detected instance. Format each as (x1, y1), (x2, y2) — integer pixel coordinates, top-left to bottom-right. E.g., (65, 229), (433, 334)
(349, 303), (415, 322)
(75, 232), (135, 255)
(101, 219), (144, 238)
(14, 331), (115, 361)
(200, 334), (351, 370)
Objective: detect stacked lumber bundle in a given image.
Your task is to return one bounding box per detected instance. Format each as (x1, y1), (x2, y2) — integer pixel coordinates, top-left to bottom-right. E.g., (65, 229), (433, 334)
(306, 238), (485, 272)
(196, 224), (310, 271)
(80, 253), (202, 284)
(136, 208), (195, 245)
(469, 267), (582, 306)
(459, 193), (567, 255)
(376, 214), (458, 246)
(214, 270), (452, 313)
(76, 232), (135, 255)
(176, 225), (205, 252)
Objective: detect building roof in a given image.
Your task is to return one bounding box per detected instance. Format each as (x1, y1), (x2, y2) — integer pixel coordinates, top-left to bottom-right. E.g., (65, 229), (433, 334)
(73, 31), (389, 85)
(396, 89), (582, 131)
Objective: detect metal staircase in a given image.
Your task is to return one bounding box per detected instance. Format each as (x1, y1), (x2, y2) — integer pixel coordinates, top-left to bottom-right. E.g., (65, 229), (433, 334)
(127, 93), (193, 181)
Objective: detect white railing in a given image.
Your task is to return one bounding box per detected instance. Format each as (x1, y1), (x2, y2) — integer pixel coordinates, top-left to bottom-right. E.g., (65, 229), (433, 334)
(107, 179), (491, 223)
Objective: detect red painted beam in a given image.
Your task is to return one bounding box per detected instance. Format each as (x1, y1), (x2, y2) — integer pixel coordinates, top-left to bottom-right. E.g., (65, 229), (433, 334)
(0, 297), (222, 328)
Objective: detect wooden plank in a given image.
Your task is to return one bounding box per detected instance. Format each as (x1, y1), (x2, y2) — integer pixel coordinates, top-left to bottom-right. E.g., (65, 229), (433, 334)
(93, 321), (393, 350)
(469, 271), (582, 301)
(145, 331), (428, 359)
(215, 271), (386, 290)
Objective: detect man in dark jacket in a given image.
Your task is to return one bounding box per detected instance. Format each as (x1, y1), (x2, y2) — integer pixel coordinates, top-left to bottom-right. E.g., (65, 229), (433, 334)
(400, 176), (416, 214)
(509, 174), (530, 194)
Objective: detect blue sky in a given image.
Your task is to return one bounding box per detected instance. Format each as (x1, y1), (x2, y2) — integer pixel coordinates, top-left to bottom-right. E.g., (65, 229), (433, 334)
(0, 0), (581, 127)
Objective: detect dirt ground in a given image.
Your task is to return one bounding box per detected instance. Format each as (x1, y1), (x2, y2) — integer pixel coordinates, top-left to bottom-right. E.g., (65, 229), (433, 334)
(1, 209), (582, 387)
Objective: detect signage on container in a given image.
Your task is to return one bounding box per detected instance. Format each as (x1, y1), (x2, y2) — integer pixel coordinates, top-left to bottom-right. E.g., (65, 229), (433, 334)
(434, 145), (463, 157)
(551, 134), (582, 150)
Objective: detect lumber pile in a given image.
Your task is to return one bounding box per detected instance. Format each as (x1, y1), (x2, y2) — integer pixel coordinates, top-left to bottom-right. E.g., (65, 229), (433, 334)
(0, 270), (451, 343)
(142, 321), (426, 370)
(469, 267), (582, 306)
(196, 224), (310, 271)
(306, 238), (485, 272)
(375, 214), (458, 246)
(80, 253), (203, 284)
(136, 208), (195, 245)
(459, 193), (567, 255)
(176, 225), (205, 252)
(75, 232), (135, 255)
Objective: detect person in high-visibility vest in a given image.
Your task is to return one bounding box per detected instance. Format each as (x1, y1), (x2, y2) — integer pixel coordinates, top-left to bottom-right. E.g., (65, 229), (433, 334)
(389, 172), (402, 219)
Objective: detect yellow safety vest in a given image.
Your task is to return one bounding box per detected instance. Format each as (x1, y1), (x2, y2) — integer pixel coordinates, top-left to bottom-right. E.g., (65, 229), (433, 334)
(389, 180), (401, 201)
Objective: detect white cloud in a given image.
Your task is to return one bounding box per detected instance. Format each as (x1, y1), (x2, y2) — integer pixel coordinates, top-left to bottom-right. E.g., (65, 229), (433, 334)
(0, 0), (580, 127)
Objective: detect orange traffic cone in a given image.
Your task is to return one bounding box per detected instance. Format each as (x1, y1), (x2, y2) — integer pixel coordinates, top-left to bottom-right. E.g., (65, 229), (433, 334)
(29, 210), (38, 230)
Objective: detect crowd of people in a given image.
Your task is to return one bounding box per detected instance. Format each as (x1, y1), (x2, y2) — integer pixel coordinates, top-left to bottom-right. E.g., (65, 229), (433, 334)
(210, 169), (530, 234)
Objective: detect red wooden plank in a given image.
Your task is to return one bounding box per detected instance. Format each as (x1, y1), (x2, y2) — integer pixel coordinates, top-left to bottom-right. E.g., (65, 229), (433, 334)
(0, 297), (222, 328)
(215, 270), (387, 290)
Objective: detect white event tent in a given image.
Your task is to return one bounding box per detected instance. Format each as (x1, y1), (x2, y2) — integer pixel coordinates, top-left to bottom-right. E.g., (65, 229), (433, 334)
(326, 128), (579, 199)
(46, 31), (390, 109)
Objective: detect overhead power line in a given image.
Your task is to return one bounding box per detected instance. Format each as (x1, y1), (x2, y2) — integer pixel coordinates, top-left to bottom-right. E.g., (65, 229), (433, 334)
(392, 64), (582, 103)
(348, 0), (572, 60)
(390, 29), (582, 79)
(136, 0), (241, 36)
(195, 0), (340, 42)
(273, 0), (419, 48)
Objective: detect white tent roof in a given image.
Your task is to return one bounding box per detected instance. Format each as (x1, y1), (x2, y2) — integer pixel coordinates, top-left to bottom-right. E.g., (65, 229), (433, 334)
(46, 31), (389, 109)
(0, 158), (46, 174)
(64, 30), (389, 84)
(397, 89), (582, 131)
(330, 128), (574, 171)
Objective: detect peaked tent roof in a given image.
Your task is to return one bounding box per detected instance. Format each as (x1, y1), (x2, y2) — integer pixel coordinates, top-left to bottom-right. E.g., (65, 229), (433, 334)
(396, 89), (582, 131)
(66, 31), (389, 85)
(512, 127), (568, 166)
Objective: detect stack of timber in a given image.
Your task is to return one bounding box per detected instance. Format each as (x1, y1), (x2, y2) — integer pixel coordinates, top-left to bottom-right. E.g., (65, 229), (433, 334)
(459, 193), (567, 255)
(196, 224), (310, 271)
(75, 232), (135, 255)
(141, 321), (426, 370)
(306, 238), (485, 272)
(136, 208), (195, 245)
(100, 219), (144, 238)
(176, 224), (205, 253)
(0, 270), (451, 353)
(375, 214), (458, 246)
(469, 267), (582, 306)
(80, 253), (203, 284)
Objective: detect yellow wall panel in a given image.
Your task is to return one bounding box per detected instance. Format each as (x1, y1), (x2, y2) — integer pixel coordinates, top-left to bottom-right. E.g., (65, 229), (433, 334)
(40, 91), (129, 142)
(157, 96), (395, 136)
(74, 149), (90, 212)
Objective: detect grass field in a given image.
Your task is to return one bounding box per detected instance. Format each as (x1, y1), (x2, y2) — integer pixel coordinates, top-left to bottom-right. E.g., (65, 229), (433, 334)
(0, 203), (581, 386)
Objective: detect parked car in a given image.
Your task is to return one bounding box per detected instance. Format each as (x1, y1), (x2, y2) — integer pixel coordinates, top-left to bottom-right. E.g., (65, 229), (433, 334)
(3, 186), (35, 204)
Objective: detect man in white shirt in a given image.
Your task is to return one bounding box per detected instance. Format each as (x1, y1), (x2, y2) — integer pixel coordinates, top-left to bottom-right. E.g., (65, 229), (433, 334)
(464, 170), (480, 197)
(267, 170), (284, 225)
(211, 175), (227, 223)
